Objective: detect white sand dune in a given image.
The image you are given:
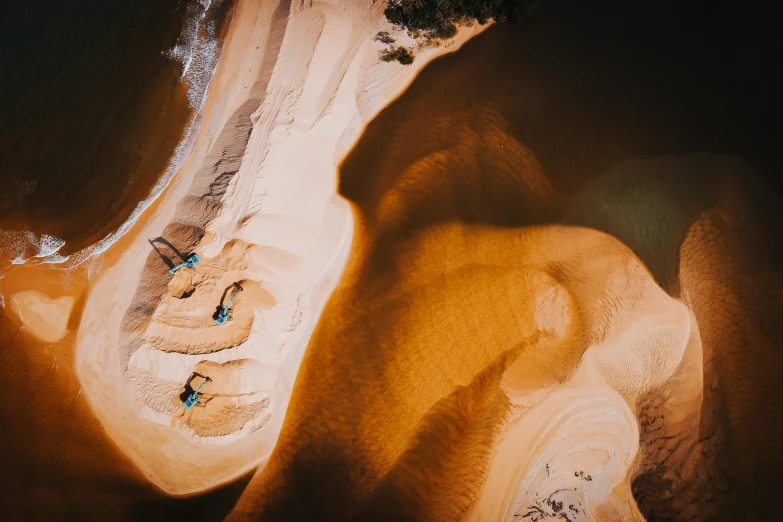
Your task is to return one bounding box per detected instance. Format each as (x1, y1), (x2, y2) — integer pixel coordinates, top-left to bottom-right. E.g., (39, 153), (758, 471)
(76, 0), (490, 494)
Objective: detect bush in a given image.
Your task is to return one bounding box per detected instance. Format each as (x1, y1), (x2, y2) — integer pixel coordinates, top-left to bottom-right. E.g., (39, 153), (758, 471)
(380, 46), (416, 65)
(437, 23), (458, 39)
(385, 0), (541, 38)
(374, 31), (397, 45)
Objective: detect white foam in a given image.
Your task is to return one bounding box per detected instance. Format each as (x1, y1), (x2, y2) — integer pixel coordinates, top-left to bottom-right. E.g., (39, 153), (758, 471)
(163, 0), (223, 108)
(32, 232), (66, 258)
(0, 229), (66, 266)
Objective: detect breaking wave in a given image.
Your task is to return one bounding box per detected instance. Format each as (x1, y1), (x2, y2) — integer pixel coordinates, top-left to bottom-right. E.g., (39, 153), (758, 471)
(0, 230), (66, 264)
(0, 0), (230, 272)
(164, 0), (224, 108)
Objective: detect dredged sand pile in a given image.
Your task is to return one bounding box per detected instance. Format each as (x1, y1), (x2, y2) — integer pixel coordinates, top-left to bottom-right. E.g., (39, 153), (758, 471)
(75, 0), (490, 494)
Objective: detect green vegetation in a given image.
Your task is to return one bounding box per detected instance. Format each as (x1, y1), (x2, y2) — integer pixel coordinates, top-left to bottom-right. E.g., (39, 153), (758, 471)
(380, 46), (416, 65)
(378, 0), (540, 65)
(374, 31), (397, 45)
(385, 0), (541, 38)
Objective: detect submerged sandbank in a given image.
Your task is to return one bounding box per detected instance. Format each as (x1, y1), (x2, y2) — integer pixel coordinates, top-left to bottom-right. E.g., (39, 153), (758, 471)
(7, 290), (74, 343)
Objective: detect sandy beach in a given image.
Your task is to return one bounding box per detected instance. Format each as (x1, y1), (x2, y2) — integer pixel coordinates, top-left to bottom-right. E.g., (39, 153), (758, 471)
(67, 0), (491, 495)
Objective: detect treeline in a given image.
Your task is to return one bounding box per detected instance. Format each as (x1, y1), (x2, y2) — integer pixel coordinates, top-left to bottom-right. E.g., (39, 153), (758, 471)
(384, 0), (541, 39)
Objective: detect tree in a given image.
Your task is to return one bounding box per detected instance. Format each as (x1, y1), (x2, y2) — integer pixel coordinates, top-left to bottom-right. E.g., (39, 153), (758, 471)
(380, 46), (416, 65)
(384, 0), (541, 38)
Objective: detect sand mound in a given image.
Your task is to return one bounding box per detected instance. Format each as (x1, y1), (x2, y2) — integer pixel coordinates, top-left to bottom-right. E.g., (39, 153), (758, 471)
(477, 236), (693, 521)
(125, 238), (285, 441)
(228, 218), (698, 519)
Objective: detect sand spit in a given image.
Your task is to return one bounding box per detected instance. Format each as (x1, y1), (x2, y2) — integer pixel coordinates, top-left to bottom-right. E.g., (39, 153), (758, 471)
(76, 0), (490, 494)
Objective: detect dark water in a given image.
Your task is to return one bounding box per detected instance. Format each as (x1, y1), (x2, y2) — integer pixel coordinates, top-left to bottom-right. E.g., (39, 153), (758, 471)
(0, 0), (232, 266)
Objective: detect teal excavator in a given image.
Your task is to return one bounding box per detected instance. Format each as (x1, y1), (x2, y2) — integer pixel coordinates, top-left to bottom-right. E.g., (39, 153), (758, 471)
(169, 253), (201, 275)
(215, 283), (242, 326)
(182, 377), (211, 409)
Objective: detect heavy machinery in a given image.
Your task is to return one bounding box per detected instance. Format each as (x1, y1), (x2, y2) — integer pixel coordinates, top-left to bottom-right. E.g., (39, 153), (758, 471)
(215, 283), (242, 326)
(169, 253), (201, 275)
(182, 377), (211, 409)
